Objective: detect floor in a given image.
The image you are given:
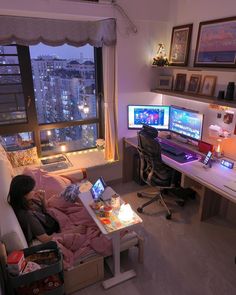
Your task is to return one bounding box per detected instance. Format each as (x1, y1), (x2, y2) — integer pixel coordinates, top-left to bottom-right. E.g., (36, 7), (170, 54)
(74, 181), (236, 295)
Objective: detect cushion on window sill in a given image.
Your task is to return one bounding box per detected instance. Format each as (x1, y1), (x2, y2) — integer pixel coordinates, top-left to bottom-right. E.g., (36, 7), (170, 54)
(7, 146), (39, 168)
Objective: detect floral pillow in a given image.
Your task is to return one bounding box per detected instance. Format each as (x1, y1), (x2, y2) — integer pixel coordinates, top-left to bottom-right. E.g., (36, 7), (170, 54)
(7, 147), (39, 168)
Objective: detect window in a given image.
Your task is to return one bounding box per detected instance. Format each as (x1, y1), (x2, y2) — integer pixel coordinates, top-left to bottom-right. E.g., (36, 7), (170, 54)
(0, 44), (103, 156)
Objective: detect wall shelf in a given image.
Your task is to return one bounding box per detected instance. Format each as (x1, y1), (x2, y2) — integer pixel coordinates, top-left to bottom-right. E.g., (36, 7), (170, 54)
(151, 89), (236, 108)
(152, 65), (236, 73)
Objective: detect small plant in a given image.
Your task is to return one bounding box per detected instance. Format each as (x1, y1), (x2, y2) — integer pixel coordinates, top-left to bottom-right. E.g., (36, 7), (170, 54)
(152, 43), (169, 66)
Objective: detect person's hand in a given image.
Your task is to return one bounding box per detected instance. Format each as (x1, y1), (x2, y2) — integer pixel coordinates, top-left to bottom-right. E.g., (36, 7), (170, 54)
(34, 189), (46, 202)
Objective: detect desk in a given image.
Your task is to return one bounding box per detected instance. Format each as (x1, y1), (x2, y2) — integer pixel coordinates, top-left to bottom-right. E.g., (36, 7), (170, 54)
(79, 190), (142, 289)
(123, 137), (236, 221)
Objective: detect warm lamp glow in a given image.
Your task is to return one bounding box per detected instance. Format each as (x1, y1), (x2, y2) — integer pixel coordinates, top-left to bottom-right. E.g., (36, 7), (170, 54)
(118, 204), (133, 222)
(47, 130), (52, 136)
(216, 139), (222, 153)
(60, 144), (66, 152)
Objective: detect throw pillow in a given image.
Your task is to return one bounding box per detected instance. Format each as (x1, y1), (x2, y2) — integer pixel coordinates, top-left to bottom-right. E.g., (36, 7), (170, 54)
(0, 144), (15, 176)
(7, 147), (39, 168)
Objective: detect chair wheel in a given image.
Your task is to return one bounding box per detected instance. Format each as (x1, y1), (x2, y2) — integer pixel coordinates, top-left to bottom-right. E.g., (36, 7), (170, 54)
(137, 193), (143, 198)
(137, 207), (143, 213)
(166, 212), (172, 219)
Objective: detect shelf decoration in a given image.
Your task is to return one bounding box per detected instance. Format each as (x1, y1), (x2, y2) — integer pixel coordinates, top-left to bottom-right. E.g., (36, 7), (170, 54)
(152, 43), (169, 66)
(169, 24), (193, 66)
(174, 73), (187, 92)
(194, 16), (236, 68)
(199, 75), (217, 97)
(187, 74), (202, 94)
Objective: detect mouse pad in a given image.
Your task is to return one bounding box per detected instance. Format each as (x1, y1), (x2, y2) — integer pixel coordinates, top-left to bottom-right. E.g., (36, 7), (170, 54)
(162, 150), (199, 163)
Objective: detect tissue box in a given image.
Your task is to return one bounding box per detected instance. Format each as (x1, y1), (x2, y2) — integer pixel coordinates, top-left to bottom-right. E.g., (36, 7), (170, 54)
(7, 250), (26, 275)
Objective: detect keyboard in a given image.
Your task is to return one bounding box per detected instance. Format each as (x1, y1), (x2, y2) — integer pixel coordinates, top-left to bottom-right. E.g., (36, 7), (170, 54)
(41, 155), (66, 165)
(41, 162), (70, 172)
(159, 142), (185, 156)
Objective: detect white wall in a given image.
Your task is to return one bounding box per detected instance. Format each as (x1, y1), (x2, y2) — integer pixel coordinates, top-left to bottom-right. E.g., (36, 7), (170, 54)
(165, 0), (236, 159)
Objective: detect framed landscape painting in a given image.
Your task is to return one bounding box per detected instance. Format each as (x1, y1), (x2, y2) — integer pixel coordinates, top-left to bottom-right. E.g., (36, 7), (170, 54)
(169, 24), (193, 66)
(194, 17), (236, 68)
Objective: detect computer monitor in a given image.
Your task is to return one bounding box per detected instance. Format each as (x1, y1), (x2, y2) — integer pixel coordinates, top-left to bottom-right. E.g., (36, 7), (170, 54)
(169, 106), (203, 141)
(128, 105), (170, 130)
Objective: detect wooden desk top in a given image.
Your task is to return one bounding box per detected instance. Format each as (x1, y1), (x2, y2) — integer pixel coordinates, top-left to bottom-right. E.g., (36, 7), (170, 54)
(124, 137), (236, 204)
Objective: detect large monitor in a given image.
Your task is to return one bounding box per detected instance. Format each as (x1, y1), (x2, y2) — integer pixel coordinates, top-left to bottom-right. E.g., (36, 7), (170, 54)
(169, 106), (203, 141)
(128, 105), (170, 130)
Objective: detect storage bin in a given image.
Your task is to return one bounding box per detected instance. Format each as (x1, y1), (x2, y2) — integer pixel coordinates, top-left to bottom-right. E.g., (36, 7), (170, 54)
(7, 241), (64, 295)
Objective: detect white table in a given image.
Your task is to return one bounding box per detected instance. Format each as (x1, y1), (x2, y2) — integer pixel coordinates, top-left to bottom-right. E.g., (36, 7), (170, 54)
(123, 136), (236, 221)
(79, 191), (143, 289)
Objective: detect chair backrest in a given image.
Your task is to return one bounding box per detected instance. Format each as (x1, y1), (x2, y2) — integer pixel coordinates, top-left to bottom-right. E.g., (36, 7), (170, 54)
(137, 126), (171, 186)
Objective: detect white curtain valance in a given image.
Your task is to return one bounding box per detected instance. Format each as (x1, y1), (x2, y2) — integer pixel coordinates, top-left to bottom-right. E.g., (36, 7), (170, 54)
(0, 15), (116, 47)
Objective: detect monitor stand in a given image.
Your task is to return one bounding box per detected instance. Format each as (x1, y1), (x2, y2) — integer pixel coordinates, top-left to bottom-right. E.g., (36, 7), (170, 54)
(175, 135), (188, 144)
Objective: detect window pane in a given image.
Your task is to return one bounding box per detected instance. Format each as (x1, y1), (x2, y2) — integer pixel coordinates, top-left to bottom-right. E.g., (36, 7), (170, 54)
(0, 45), (17, 55)
(1, 132), (34, 151)
(0, 65), (20, 74)
(0, 56), (19, 65)
(40, 124), (98, 156)
(0, 46), (27, 125)
(29, 44), (97, 124)
(0, 75), (21, 84)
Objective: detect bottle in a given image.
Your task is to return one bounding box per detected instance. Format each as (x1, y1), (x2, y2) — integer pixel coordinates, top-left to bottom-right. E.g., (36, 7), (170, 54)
(225, 82), (235, 100)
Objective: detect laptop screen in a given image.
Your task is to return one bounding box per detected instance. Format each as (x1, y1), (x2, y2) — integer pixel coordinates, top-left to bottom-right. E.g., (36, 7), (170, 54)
(90, 177), (106, 201)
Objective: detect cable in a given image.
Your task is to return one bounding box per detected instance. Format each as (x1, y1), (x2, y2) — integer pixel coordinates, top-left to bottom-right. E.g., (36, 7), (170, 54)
(111, 0), (138, 34)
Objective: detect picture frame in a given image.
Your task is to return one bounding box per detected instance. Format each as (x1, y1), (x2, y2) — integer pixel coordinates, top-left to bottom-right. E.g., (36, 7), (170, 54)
(169, 24), (193, 66)
(157, 75), (173, 90)
(199, 75), (217, 97)
(187, 74), (202, 94)
(194, 16), (236, 68)
(174, 73), (187, 92)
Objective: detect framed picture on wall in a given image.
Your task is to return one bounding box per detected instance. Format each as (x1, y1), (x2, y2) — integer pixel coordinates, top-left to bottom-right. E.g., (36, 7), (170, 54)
(187, 74), (202, 94)
(199, 75), (217, 97)
(194, 16), (236, 68)
(157, 75), (173, 90)
(174, 73), (187, 92)
(169, 24), (193, 66)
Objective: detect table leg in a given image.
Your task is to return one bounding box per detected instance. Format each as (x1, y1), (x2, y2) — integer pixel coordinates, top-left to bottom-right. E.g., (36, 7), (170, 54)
(102, 232), (136, 289)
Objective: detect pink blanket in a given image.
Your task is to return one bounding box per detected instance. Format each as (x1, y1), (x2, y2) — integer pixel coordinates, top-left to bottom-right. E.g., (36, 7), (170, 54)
(47, 196), (112, 269)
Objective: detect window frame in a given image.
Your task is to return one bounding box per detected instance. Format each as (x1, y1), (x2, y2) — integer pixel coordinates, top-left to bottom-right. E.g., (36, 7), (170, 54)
(0, 44), (104, 156)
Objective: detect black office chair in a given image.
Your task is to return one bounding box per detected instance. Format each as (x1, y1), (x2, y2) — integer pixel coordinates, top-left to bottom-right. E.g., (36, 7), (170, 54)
(136, 125), (177, 219)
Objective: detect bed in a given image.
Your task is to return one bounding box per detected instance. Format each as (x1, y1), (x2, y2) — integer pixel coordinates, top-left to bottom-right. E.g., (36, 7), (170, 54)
(0, 146), (143, 293)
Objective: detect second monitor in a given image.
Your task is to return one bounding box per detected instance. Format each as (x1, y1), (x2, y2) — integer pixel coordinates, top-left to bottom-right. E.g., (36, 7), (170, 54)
(169, 106), (204, 141)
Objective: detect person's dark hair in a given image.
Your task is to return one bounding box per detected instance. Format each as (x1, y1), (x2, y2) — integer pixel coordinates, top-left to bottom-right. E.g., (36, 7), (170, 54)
(8, 175), (35, 211)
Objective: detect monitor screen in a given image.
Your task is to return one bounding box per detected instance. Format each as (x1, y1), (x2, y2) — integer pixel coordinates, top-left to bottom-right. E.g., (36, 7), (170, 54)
(169, 106), (203, 141)
(128, 105), (170, 130)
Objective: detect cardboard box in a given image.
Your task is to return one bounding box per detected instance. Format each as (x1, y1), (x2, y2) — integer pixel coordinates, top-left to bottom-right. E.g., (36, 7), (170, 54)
(7, 250), (25, 275)
(64, 255), (104, 294)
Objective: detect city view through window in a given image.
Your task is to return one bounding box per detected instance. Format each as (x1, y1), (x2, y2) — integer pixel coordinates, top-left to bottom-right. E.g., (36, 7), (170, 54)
(30, 43), (98, 154)
(0, 44), (101, 155)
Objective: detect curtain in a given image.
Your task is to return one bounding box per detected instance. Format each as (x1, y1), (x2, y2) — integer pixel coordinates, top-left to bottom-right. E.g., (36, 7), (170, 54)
(102, 45), (119, 161)
(0, 15), (116, 47)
